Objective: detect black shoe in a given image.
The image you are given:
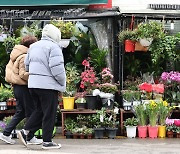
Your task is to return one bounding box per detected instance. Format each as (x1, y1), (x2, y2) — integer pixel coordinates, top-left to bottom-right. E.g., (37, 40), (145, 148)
(42, 142), (61, 149)
(17, 130), (27, 147)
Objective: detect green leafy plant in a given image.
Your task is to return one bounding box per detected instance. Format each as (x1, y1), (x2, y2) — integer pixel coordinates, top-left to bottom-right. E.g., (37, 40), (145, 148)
(146, 100), (159, 126)
(124, 117), (138, 126)
(136, 21), (164, 39)
(134, 103), (147, 126)
(75, 97), (86, 103)
(64, 117), (77, 132)
(158, 100), (172, 125)
(63, 62), (80, 97)
(89, 48), (108, 74)
(0, 84), (13, 102)
(118, 29), (137, 42)
(2, 36), (21, 53)
(3, 116), (13, 126)
(51, 20), (75, 39)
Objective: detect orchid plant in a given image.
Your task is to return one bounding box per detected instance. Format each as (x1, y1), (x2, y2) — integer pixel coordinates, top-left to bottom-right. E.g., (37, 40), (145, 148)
(160, 71), (180, 106)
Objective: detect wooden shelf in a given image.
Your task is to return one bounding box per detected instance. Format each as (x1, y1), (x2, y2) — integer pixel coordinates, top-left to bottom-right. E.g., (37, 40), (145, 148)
(61, 109), (112, 136)
(0, 109), (16, 114)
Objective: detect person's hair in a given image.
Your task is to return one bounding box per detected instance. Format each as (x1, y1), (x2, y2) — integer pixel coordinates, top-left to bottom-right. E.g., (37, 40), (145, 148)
(20, 35), (38, 48)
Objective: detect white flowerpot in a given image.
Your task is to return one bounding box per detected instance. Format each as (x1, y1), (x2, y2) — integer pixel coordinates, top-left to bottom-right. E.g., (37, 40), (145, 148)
(0, 34), (8, 42)
(59, 39), (70, 48)
(139, 38), (153, 47)
(126, 126), (137, 138)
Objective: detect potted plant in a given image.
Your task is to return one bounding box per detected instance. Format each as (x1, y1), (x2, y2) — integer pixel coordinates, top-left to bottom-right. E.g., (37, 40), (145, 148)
(84, 128), (94, 139)
(160, 71), (180, 107)
(63, 62), (80, 110)
(146, 100), (159, 138)
(92, 108), (106, 139)
(124, 117), (138, 138)
(64, 117), (77, 138)
(0, 85), (13, 110)
(158, 100), (172, 138)
(118, 29), (137, 52)
(75, 97), (86, 110)
(134, 103), (148, 138)
(105, 110), (118, 139)
(99, 68), (118, 110)
(51, 19), (75, 48)
(80, 58), (100, 110)
(136, 21), (164, 46)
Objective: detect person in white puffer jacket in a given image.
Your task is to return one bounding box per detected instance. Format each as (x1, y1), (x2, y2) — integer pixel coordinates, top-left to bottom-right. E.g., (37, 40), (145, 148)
(17, 24), (66, 150)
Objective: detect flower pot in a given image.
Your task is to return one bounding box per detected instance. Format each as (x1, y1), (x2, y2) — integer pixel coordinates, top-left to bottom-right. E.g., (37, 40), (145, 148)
(106, 128), (118, 139)
(94, 128), (105, 139)
(176, 132), (180, 138)
(59, 39), (70, 48)
(65, 131), (72, 139)
(148, 126), (158, 138)
(158, 125), (166, 138)
(85, 95), (100, 110)
(124, 40), (135, 52)
(167, 131), (174, 138)
(63, 97), (75, 110)
(138, 126), (147, 138)
(76, 103), (86, 110)
(101, 97), (114, 110)
(87, 134), (93, 139)
(139, 38), (153, 47)
(126, 126), (137, 138)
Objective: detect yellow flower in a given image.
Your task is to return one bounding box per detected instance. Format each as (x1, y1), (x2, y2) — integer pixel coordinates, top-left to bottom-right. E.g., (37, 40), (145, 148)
(150, 100), (157, 108)
(163, 100), (168, 107)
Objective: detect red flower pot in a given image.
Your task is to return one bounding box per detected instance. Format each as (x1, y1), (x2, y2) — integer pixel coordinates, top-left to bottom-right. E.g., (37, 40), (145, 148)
(124, 40), (135, 52)
(148, 126), (158, 138)
(138, 126), (147, 138)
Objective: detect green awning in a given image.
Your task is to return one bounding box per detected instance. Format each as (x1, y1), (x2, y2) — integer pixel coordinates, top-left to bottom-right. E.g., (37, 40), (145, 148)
(0, 0), (108, 6)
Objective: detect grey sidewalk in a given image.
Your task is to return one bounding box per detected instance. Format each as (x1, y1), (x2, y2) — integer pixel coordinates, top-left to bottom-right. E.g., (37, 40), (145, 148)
(0, 137), (180, 154)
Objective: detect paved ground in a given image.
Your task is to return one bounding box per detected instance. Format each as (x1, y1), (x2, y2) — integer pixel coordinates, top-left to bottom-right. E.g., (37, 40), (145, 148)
(0, 136), (180, 154)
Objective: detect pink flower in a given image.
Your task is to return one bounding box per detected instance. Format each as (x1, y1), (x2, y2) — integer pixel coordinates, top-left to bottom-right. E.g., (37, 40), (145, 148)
(152, 84), (164, 94)
(82, 59), (90, 67)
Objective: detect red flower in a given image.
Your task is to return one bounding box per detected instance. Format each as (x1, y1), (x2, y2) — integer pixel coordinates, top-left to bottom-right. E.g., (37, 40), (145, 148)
(139, 82), (152, 93)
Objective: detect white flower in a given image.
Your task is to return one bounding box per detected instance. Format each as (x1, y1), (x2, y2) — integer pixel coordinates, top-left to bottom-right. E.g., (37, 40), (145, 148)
(114, 107), (119, 114)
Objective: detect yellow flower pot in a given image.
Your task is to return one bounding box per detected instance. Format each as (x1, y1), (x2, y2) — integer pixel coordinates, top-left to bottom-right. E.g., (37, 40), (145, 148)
(158, 125), (166, 138)
(63, 97), (75, 110)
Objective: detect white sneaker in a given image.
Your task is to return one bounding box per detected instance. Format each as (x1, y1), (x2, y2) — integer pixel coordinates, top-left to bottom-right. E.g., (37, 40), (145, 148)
(0, 133), (15, 144)
(42, 142), (61, 149)
(27, 136), (43, 145)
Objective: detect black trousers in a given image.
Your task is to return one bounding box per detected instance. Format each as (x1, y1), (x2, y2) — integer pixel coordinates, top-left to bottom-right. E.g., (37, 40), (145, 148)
(24, 88), (58, 142)
(3, 85), (34, 137)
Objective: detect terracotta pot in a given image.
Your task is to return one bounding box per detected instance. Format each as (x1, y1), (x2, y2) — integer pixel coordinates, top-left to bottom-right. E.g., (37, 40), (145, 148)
(176, 133), (180, 138)
(167, 131), (174, 138)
